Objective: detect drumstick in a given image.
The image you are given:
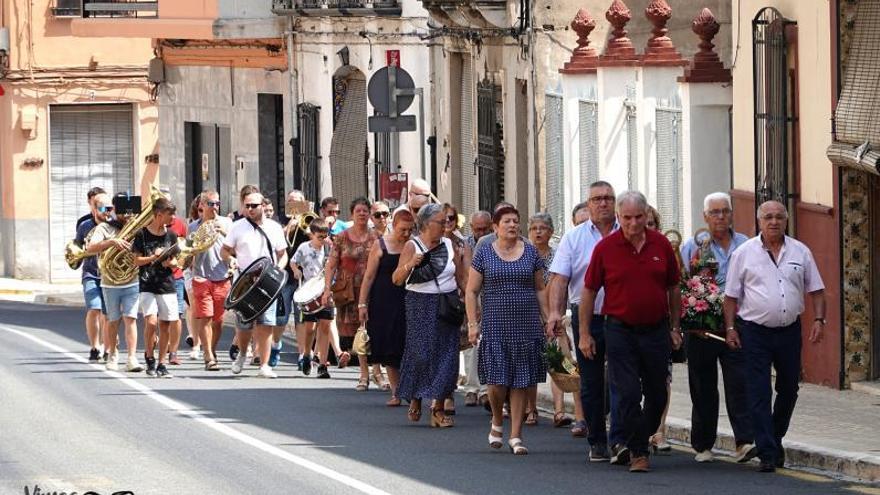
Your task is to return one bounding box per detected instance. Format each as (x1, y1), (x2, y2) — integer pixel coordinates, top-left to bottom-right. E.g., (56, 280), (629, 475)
(702, 331), (726, 343)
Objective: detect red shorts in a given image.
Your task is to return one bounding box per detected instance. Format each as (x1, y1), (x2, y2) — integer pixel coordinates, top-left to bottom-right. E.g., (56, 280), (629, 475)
(191, 278), (231, 323)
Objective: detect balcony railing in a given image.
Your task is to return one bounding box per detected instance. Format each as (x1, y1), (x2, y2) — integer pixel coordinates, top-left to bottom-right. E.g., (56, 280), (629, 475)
(52, 0), (158, 18)
(272, 0), (402, 16)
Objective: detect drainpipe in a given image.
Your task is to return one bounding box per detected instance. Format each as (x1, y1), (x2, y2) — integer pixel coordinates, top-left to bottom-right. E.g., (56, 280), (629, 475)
(286, 16), (299, 153)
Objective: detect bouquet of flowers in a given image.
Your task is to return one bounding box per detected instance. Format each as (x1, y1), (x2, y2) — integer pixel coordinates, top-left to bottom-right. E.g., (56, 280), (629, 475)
(680, 274), (723, 332)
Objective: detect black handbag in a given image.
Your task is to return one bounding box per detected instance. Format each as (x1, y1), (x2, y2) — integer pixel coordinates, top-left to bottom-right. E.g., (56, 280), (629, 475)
(415, 238), (465, 327)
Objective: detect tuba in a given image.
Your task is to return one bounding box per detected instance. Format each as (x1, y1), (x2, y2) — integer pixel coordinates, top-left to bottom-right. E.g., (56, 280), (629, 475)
(64, 226), (97, 270)
(98, 186), (168, 286)
(174, 219), (220, 267)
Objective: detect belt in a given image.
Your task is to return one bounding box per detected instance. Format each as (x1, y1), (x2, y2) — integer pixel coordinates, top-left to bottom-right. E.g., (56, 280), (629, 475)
(569, 303), (603, 319)
(605, 316), (667, 333)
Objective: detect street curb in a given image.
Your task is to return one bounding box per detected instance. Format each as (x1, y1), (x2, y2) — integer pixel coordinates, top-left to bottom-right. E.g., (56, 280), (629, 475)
(33, 293), (84, 307)
(536, 387), (880, 484)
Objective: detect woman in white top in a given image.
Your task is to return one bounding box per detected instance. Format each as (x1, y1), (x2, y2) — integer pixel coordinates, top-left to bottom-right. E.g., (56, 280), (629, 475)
(392, 203), (468, 428)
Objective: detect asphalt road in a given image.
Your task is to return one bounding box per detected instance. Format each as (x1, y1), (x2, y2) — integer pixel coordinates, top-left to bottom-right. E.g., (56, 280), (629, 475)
(0, 301), (872, 495)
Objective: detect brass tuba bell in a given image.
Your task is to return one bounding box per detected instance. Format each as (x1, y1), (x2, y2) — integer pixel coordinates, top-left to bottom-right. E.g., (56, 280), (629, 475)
(98, 186), (168, 286)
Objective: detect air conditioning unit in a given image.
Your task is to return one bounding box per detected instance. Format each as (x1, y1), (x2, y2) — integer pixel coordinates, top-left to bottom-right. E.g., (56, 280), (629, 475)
(52, 0), (83, 17)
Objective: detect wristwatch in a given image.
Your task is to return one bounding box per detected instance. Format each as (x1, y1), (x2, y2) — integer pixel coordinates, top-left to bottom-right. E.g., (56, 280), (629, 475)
(814, 317), (827, 325)
(726, 326), (735, 332)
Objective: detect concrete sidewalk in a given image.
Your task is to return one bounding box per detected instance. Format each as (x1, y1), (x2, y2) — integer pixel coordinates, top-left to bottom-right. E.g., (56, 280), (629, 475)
(0, 277), (82, 305)
(537, 363), (880, 484)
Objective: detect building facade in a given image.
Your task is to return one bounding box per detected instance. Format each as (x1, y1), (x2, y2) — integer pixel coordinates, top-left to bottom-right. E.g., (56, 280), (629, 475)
(0, 0), (157, 281)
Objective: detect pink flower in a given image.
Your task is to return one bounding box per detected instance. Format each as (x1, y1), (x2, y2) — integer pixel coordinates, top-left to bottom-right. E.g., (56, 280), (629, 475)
(686, 277), (701, 290)
(708, 283), (719, 294)
(688, 296), (698, 308)
(694, 300), (709, 312)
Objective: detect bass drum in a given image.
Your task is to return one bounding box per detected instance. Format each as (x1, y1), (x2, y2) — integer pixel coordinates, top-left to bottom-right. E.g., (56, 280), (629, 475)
(293, 275), (326, 315)
(225, 257), (288, 324)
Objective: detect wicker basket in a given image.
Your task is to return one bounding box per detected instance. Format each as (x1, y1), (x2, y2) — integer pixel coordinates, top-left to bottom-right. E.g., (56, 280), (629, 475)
(550, 370), (581, 393)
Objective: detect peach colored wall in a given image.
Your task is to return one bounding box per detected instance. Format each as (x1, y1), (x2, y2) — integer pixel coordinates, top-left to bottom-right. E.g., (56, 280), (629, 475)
(4, 84), (158, 221)
(157, 0), (219, 19)
(6, 0), (155, 70)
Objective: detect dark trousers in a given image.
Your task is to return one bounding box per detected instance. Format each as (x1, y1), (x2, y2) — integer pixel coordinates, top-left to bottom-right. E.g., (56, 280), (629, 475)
(686, 333), (754, 452)
(739, 318), (802, 464)
(605, 319), (671, 457)
(570, 307), (611, 446)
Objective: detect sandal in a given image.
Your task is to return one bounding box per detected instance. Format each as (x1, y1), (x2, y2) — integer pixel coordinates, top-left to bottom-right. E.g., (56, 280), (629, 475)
(488, 423), (503, 449)
(355, 376), (369, 392)
(204, 360), (220, 371)
(372, 371), (391, 391)
(444, 398), (456, 416)
(407, 399), (422, 422)
(337, 351), (351, 369)
(508, 438), (529, 455)
(571, 420), (587, 437)
(430, 408), (454, 428)
(553, 412), (573, 428)
(524, 410), (538, 426)
(386, 396), (402, 407)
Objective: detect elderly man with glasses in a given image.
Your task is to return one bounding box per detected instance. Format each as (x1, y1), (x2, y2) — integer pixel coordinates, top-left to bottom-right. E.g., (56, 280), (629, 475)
(679, 192), (756, 465)
(394, 178), (433, 217)
(724, 200), (826, 473)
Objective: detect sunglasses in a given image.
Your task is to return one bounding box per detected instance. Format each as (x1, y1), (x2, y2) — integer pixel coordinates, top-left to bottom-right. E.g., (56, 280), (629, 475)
(98, 206), (114, 213)
(326, 209), (340, 215)
(244, 203), (261, 209)
(206, 200), (221, 207)
(372, 211), (390, 219)
(446, 215), (457, 223)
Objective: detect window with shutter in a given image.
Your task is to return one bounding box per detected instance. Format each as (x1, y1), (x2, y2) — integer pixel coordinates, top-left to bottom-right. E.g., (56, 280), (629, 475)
(49, 104), (134, 281)
(578, 99), (599, 201)
(545, 94), (565, 234)
(656, 105), (683, 232)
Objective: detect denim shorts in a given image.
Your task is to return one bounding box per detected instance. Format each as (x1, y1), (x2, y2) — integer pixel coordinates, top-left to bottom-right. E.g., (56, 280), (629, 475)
(175, 278), (186, 316)
(82, 278), (106, 314)
(274, 281), (301, 327)
(103, 284), (140, 322)
(235, 299), (278, 330)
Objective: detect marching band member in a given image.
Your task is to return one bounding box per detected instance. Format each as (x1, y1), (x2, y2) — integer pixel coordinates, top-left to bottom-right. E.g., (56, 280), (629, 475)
(189, 190), (234, 371)
(222, 191), (287, 378)
(77, 188), (109, 362)
(132, 197), (180, 378)
(291, 218), (334, 378)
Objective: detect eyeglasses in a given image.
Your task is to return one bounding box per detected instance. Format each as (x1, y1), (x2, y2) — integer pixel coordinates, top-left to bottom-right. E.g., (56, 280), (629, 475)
(206, 200), (221, 207)
(446, 215), (457, 223)
(372, 211), (390, 219)
(413, 192), (431, 198)
(706, 208), (731, 217)
(97, 206), (114, 213)
(326, 209), (340, 215)
(529, 225), (550, 232)
(589, 195), (615, 204)
(244, 203), (261, 209)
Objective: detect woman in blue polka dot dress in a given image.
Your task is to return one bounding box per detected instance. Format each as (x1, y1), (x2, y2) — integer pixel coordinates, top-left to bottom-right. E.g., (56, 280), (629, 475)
(465, 205), (552, 455)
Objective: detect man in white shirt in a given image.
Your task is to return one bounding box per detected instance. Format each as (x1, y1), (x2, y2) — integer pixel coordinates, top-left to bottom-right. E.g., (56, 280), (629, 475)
(222, 191), (288, 378)
(724, 200), (826, 473)
(546, 180), (619, 463)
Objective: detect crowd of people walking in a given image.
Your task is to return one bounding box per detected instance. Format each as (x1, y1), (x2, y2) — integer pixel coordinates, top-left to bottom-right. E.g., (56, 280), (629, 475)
(71, 177), (826, 474)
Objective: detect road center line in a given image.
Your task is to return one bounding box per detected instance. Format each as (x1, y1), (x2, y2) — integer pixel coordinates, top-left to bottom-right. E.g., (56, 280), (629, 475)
(1, 324), (392, 495)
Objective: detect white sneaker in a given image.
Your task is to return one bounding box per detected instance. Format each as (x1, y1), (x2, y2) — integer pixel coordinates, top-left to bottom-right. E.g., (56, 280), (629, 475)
(231, 353), (247, 375)
(257, 365), (277, 379)
(189, 346), (201, 361)
(126, 356), (144, 372)
(695, 450), (714, 463)
(735, 443), (758, 463)
(105, 353), (119, 371)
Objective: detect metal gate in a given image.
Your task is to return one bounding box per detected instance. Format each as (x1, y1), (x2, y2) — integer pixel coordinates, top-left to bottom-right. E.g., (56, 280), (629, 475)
(49, 104), (134, 281)
(458, 57), (477, 216)
(579, 99), (599, 200)
(477, 78), (504, 211)
(545, 94), (565, 233)
(753, 7), (795, 208)
(656, 104), (683, 232)
(295, 103), (321, 203)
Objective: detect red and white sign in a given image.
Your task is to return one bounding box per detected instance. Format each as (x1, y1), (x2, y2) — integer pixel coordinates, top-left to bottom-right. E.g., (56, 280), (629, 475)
(379, 172), (408, 209)
(386, 50), (401, 68)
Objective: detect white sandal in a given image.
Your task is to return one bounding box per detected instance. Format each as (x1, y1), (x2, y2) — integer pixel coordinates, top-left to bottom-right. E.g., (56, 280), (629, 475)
(488, 423), (503, 449)
(508, 437), (528, 455)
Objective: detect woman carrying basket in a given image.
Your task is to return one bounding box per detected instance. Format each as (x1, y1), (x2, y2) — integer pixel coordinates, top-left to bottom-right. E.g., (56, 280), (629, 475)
(465, 205), (553, 455)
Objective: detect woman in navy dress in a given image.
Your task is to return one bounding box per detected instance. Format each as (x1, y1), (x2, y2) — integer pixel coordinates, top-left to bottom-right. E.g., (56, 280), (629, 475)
(358, 209), (417, 406)
(392, 203), (467, 428)
(465, 205), (552, 455)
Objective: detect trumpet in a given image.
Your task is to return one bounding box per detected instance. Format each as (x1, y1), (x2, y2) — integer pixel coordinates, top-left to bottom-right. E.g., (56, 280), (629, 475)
(285, 199), (318, 247)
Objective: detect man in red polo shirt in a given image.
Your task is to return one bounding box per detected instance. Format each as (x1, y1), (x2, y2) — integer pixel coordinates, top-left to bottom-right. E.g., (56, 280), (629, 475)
(580, 190), (682, 473)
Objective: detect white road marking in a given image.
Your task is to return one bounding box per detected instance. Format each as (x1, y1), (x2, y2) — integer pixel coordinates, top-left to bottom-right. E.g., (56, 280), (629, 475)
(1, 324), (392, 495)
